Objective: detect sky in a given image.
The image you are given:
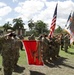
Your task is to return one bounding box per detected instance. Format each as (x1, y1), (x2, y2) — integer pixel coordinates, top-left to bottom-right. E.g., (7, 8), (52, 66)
(0, 0), (74, 30)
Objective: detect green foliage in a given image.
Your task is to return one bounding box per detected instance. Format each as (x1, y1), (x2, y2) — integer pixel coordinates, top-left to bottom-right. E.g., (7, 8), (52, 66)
(55, 25), (63, 33)
(28, 19), (35, 31)
(27, 20), (49, 36)
(13, 17), (25, 30)
(3, 21), (12, 32)
(34, 20), (48, 35)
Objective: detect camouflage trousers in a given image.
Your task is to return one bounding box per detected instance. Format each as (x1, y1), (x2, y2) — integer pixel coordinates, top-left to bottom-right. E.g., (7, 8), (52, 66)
(2, 58), (14, 75)
(64, 43), (68, 52)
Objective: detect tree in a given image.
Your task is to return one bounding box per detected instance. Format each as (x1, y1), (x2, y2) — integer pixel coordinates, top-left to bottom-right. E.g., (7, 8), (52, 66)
(28, 19), (35, 31)
(55, 25), (63, 33)
(13, 17), (25, 30)
(34, 20), (48, 35)
(13, 17), (25, 35)
(3, 21), (12, 32)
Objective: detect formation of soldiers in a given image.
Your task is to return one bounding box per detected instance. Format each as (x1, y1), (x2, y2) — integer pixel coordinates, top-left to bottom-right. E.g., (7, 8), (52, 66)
(37, 33), (71, 63)
(0, 31), (71, 75)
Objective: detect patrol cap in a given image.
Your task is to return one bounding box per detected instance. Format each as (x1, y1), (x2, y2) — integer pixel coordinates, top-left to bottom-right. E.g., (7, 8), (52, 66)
(7, 29), (13, 33)
(3, 29), (14, 37)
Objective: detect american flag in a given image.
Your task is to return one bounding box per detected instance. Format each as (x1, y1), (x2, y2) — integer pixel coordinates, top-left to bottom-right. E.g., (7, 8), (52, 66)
(65, 12), (74, 44)
(65, 11), (72, 27)
(48, 3), (58, 38)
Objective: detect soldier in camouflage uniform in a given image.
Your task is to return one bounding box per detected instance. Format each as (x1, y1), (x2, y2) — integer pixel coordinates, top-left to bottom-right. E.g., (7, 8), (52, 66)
(0, 33), (15, 75)
(64, 33), (69, 52)
(28, 34), (35, 40)
(55, 35), (61, 58)
(18, 35), (24, 50)
(36, 34), (43, 63)
(49, 35), (57, 61)
(60, 33), (64, 50)
(41, 33), (50, 62)
(12, 33), (20, 67)
(68, 34), (71, 48)
(0, 32), (20, 75)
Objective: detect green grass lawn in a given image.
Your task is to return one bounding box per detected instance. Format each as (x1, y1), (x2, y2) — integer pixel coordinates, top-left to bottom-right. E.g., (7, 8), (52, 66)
(18, 50), (27, 65)
(60, 45), (74, 58)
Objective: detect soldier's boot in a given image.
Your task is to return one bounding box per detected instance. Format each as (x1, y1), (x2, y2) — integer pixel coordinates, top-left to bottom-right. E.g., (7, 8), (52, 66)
(61, 45), (64, 50)
(4, 69), (12, 75)
(65, 47), (68, 52)
(65, 50), (68, 52)
(14, 58), (19, 67)
(56, 51), (60, 58)
(47, 57), (52, 62)
(52, 55), (57, 61)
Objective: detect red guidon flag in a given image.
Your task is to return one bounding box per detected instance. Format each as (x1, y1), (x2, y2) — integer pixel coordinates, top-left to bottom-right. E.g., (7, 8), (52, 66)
(23, 40), (43, 65)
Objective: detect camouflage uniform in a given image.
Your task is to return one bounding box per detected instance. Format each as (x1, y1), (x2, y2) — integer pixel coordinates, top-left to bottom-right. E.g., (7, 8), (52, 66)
(18, 35), (24, 50)
(49, 37), (56, 60)
(1, 37), (15, 75)
(42, 35), (50, 62)
(12, 33), (20, 67)
(60, 34), (64, 50)
(37, 34), (43, 60)
(13, 39), (20, 67)
(0, 33), (20, 75)
(68, 35), (71, 48)
(55, 35), (61, 57)
(28, 34), (35, 40)
(64, 34), (69, 52)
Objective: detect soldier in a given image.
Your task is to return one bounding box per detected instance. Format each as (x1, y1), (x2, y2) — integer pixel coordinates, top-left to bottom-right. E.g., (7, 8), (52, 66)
(18, 35), (24, 50)
(28, 34), (35, 40)
(12, 33), (20, 67)
(49, 35), (57, 61)
(64, 33), (69, 52)
(41, 33), (50, 62)
(0, 31), (21, 75)
(60, 33), (64, 50)
(68, 34), (71, 48)
(0, 33), (15, 75)
(37, 34), (43, 62)
(55, 35), (61, 58)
